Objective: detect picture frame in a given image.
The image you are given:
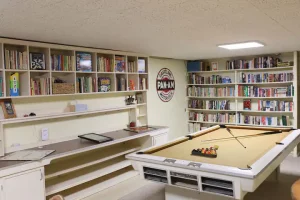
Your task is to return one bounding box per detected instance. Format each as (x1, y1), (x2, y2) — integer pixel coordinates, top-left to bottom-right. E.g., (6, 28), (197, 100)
(136, 93), (144, 104)
(211, 62), (218, 71)
(0, 99), (16, 119)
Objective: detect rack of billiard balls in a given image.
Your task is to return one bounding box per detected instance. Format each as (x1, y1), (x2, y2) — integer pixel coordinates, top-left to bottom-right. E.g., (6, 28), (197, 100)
(191, 145), (219, 158)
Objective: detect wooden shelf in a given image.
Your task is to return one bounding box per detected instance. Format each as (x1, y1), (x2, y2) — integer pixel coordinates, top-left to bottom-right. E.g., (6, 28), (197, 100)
(45, 144), (140, 179)
(137, 103), (147, 106)
(187, 109), (233, 112)
(237, 110), (293, 114)
(0, 105), (136, 125)
(237, 123), (294, 128)
(236, 66), (294, 72)
(138, 114), (147, 118)
(187, 83), (235, 86)
(76, 71), (96, 74)
(46, 157), (131, 196)
(30, 70), (50, 72)
(55, 168), (138, 200)
(187, 96), (235, 99)
(236, 97), (293, 99)
(188, 121), (236, 125)
(237, 81), (293, 86)
(51, 71), (75, 73)
(188, 66), (294, 74)
(5, 69), (28, 72)
(97, 72), (114, 74)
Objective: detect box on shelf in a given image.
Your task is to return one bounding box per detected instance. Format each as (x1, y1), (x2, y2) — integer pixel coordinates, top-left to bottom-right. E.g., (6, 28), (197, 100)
(52, 83), (75, 94)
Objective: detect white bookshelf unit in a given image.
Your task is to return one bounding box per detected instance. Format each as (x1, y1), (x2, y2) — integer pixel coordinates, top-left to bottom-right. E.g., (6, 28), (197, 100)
(186, 52), (299, 156)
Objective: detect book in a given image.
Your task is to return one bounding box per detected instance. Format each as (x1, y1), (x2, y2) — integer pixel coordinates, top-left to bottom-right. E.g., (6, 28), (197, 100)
(138, 59), (146, 73)
(115, 56), (126, 72)
(76, 52), (92, 72)
(98, 77), (111, 92)
(30, 53), (45, 70)
(10, 73), (19, 96)
(117, 77), (126, 91)
(243, 100), (251, 110)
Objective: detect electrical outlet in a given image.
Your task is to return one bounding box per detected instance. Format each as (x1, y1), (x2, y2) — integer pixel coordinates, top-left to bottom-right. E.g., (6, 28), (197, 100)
(41, 128), (49, 141)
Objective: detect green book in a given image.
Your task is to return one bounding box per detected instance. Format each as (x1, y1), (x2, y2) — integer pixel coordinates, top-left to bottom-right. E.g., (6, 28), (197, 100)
(64, 55), (68, 71)
(282, 116), (287, 126)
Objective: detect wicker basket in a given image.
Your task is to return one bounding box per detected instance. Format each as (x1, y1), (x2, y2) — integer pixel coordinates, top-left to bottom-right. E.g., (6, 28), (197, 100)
(52, 83), (75, 94)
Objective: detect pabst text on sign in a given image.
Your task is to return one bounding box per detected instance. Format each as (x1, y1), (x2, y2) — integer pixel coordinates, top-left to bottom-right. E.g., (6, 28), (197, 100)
(156, 68), (175, 102)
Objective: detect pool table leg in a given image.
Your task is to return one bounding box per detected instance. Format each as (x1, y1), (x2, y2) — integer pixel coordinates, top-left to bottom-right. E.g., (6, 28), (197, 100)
(265, 167), (280, 182)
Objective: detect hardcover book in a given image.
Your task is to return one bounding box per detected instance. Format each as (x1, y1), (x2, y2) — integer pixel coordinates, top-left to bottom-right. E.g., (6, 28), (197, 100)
(115, 56), (126, 72)
(243, 100), (251, 110)
(30, 53), (45, 70)
(76, 52), (92, 72)
(98, 77), (111, 92)
(138, 59), (146, 73)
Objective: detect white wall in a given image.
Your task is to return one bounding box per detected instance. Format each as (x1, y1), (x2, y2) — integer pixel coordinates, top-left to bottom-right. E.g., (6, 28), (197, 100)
(147, 58), (187, 140)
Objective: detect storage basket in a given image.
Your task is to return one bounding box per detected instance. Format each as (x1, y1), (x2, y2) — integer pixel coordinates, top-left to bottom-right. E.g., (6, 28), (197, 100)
(52, 83), (75, 94)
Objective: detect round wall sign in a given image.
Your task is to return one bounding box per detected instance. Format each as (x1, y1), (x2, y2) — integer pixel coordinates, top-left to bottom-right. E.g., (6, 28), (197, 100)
(156, 68), (175, 102)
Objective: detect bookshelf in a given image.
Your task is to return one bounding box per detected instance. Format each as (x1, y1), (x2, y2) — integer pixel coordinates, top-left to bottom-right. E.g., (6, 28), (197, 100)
(0, 38), (149, 98)
(186, 52), (299, 156)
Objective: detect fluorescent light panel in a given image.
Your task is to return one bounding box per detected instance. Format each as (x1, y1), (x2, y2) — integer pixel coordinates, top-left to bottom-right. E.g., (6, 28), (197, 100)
(218, 42), (264, 50)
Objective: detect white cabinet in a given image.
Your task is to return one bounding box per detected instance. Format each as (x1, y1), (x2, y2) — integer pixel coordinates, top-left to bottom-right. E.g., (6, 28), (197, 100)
(0, 168), (45, 200)
(152, 132), (168, 146)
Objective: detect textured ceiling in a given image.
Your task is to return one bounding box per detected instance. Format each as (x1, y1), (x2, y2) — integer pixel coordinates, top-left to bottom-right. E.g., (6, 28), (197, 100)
(0, 0), (300, 59)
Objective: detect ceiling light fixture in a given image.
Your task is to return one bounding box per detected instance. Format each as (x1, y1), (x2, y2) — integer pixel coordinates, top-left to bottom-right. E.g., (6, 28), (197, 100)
(218, 41), (264, 50)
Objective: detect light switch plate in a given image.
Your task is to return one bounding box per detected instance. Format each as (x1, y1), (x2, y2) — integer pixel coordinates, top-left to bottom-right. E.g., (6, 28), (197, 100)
(41, 128), (49, 141)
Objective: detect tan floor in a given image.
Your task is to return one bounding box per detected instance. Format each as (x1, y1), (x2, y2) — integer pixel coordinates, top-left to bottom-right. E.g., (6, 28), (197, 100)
(153, 127), (291, 168)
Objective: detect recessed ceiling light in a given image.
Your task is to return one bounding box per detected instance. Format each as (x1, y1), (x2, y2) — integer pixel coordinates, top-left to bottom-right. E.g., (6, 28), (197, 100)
(218, 41), (264, 50)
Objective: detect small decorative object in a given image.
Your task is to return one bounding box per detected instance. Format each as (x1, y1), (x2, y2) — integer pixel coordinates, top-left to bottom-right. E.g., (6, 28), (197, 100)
(29, 112), (36, 116)
(30, 52), (45, 70)
(129, 80), (135, 90)
(136, 93), (144, 104)
(125, 95), (135, 105)
(0, 99), (16, 119)
(129, 121), (136, 127)
(211, 62), (218, 71)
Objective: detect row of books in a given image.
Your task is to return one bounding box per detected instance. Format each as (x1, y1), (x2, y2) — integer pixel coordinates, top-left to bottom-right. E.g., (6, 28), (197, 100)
(188, 123), (202, 133)
(51, 55), (74, 71)
(76, 77), (96, 93)
(97, 57), (114, 72)
(187, 86), (235, 97)
(239, 72), (293, 83)
(30, 78), (51, 95)
(128, 61), (137, 73)
(226, 57), (278, 70)
(258, 100), (293, 112)
(189, 112), (236, 123)
(5, 50), (28, 69)
(139, 78), (147, 90)
(188, 74), (232, 84)
(188, 100), (231, 110)
(238, 85), (294, 97)
(237, 113), (291, 126)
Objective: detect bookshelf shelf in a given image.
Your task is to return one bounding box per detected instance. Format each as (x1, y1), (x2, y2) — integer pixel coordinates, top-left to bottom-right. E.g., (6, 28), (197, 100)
(30, 70), (50, 73)
(0, 105), (136, 125)
(187, 109), (233, 112)
(238, 81), (293, 86)
(237, 110), (293, 114)
(97, 72), (114, 74)
(236, 97), (293, 99)
(187, 52), (298, 141)
(187, 96), (235, 99)
(76, 71), (96, 74)
(237, 124), (294, 128)
(187, 83), (235, 86)
(137, 114), (147, 118)
(188, 121), (236, 125)
(52, 71), (75, 73)
(187, 66), (294, 74)
(137, 103), (147, 106)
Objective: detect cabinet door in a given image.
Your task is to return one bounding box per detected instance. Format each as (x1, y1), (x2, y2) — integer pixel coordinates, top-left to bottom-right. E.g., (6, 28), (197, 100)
(152, 133), (168, 146)
(2, 168), (45, 200)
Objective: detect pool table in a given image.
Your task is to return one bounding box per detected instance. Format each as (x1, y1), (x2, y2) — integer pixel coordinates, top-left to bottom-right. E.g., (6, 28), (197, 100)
(126, 125), (300, 199)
